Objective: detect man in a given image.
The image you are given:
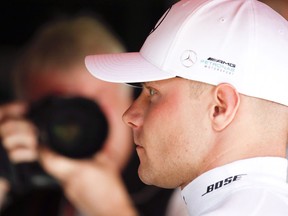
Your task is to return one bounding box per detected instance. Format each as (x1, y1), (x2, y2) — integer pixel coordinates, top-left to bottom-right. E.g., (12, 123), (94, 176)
(0, 16), (187, 215)
(85, 0), (288, 215)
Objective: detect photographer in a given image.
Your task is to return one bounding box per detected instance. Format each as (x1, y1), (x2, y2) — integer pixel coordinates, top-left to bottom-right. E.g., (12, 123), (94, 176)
(0, 16), (187, 216)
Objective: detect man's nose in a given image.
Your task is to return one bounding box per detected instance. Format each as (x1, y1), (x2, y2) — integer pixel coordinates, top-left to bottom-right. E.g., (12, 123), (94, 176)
(122, 101), (143, 129)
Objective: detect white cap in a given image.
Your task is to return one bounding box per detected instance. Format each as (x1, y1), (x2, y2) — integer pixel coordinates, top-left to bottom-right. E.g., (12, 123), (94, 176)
(85, 0), (288, 106)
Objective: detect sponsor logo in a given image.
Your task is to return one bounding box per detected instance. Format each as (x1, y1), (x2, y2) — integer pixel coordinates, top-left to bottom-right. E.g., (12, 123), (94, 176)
(202, 174), (246, 196)
(201, 57), (236, 75)
(181, 50), (197, 67)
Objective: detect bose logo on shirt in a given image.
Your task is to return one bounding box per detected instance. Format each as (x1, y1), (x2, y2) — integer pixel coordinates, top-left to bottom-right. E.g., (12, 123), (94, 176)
(202, 174), (247, 196)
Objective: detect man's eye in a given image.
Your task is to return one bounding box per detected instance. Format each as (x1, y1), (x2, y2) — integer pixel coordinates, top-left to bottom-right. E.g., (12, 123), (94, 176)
(149, 88), (156, 96)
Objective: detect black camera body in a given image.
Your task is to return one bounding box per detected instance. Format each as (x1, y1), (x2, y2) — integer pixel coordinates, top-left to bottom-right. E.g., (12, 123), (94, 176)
(27, 95), (109, 159)
(0, 96), (109, 193)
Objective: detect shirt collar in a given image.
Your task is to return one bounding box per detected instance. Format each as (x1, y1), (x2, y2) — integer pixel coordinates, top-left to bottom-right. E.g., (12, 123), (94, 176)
(181, 157), (288, 216)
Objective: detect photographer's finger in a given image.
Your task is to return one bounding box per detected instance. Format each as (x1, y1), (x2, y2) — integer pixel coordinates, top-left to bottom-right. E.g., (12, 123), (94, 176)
(39, 147), (79, 182)
(93, 151), (119, 172)
(7, 147), (38, 163)
(1, 133), (38, 163)
(0, 102), (28, 121)
(0, 178), (10, 208)
(0, 119), (37, 139)
(2, 132), (37, 151)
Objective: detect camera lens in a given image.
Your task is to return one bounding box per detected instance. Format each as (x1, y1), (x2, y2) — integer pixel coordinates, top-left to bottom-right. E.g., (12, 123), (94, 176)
(27, 96), (108, 159)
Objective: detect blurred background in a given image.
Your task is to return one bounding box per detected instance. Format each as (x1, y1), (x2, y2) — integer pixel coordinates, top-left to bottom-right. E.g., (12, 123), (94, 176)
(0, 1), (177, 215)
(0, 0), (177, 103)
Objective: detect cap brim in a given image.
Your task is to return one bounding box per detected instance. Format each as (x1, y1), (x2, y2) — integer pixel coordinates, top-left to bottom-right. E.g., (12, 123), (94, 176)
(85, 52), (175, 83)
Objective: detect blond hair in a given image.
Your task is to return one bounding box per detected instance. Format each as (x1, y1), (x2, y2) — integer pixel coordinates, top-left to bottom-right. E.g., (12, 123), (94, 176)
(13, 15), (125, 97)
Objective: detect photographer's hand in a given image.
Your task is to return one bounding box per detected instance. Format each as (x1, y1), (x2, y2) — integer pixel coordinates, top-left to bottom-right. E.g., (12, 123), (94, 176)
(0, 178), (9, 208)
(0, 102), (38, 163)
(38, 147), (138, 216)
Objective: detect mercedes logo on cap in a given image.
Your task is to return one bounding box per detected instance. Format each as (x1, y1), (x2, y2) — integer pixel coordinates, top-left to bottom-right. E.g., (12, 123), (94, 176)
(181, 50), (197, 68)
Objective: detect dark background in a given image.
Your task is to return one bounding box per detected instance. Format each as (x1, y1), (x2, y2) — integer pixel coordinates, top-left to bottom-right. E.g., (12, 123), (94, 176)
(0, 0), (176, 103)
(0, 1), (176, 215)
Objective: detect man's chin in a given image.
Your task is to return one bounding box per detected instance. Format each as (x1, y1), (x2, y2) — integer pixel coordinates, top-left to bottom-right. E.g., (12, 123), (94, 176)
(138, 167), (181, 189)
(137, 165), (153, 185)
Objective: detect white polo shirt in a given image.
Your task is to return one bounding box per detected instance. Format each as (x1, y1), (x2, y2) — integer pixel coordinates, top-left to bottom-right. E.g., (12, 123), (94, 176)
(181, 157), (288, 216)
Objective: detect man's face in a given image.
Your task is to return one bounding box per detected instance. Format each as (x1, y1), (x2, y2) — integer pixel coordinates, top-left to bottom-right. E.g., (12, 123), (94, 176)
(123, 78), (213, 188)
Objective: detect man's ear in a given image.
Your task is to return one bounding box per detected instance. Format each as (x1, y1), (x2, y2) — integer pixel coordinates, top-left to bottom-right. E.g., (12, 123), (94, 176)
(210, 83), (240, 131)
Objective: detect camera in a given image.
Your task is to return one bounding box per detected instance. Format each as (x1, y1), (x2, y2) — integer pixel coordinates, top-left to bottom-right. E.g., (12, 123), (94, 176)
(27, 95), (109, 159)
(0, 96), (109, 193)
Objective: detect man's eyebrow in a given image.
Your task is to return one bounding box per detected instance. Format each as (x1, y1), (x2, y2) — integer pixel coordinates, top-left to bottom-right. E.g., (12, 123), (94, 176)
(142, 82), (155, 89)
(143, 81), (159, 87)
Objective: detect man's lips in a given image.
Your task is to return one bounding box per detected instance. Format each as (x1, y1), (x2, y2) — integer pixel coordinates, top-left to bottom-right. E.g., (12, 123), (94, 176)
(135, 144), (144, 153)
(135, 142), (143, 148)
(133, 133), (145, 149)
(134, 140), (144, 150)
(133, 135), (142, 147)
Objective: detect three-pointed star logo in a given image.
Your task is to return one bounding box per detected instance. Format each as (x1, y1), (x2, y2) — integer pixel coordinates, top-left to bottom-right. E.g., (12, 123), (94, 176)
(181, 50), (197, 67)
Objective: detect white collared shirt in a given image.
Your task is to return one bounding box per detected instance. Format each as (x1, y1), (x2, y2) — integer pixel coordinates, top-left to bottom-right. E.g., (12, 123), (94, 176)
(181, 157), (288, 216)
